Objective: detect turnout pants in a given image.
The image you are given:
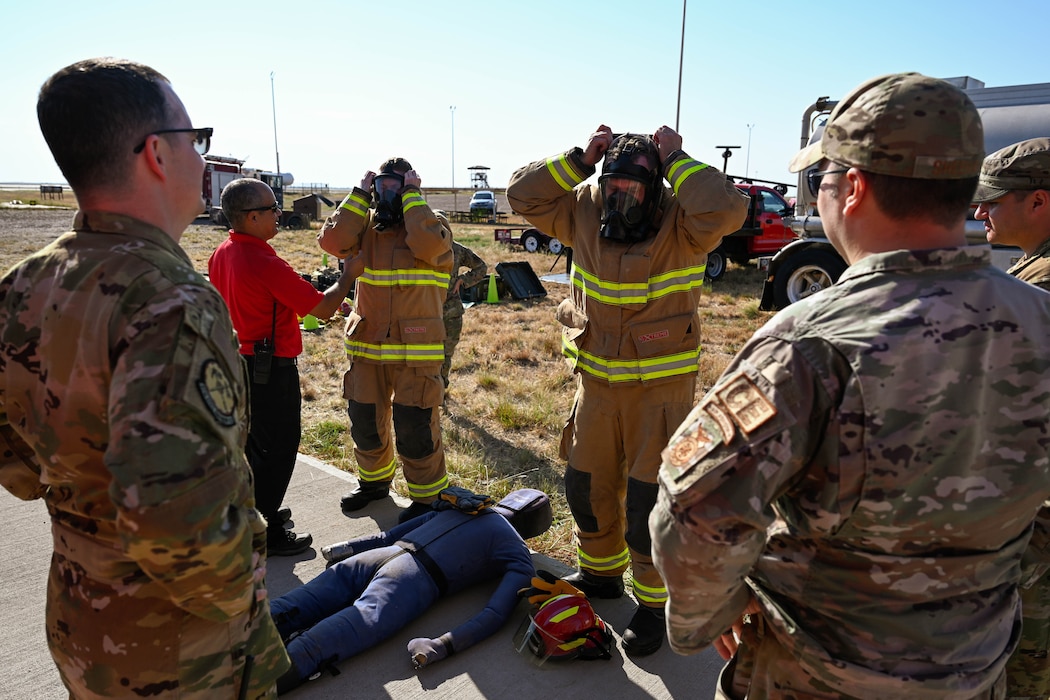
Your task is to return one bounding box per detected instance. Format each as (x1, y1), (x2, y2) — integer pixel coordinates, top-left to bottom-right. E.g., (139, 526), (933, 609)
(343, 361), (447, 503)
(561, 373), (695, 608)
(270, 545), (440, 680)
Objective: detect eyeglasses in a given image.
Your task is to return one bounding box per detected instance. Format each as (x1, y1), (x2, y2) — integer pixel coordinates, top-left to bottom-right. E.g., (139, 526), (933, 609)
(806, 167), (849, 197)
(241, 202), (280, 213)
(133, 127), (213, 155)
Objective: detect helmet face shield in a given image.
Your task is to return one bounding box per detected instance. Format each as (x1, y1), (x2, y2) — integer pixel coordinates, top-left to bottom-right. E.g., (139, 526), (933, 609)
(512, 594), (614, 666)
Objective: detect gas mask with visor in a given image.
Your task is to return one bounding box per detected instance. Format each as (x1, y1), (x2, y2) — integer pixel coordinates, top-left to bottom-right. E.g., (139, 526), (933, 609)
(598, 134), (662, 244)
(372, 158), (411, 231)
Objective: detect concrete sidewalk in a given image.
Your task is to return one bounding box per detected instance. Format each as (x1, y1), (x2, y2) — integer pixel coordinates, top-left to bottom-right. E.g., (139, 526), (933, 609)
(1, 455), (722, 699)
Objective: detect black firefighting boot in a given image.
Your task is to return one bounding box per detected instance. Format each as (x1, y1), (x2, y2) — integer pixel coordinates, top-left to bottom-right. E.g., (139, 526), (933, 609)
(340, 482), (390, 512)
(397, 500), (433, 524)
(562, 569), (625, 599)
(622, 604), (666, 657)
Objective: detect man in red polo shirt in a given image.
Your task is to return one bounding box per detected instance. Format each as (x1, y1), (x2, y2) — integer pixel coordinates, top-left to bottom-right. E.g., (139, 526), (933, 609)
(209, 178), (356, 555)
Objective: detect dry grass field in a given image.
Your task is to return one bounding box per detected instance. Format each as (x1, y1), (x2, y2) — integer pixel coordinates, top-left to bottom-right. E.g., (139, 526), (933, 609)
(0, 190), (772, 565)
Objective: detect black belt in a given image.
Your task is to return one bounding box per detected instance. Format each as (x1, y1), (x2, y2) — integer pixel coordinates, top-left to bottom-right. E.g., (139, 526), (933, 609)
(273, 357), (297, 367)
(398, 544), (448, 595)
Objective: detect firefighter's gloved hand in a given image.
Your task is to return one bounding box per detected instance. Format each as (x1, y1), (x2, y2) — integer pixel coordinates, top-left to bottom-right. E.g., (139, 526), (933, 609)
(433, 486), (493, 515)
(408, 636), (450, 670)
(517, 569), (585, 605)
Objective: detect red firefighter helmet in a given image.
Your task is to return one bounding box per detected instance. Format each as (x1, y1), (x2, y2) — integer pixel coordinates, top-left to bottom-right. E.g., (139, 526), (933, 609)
(513, 594), (614, 665)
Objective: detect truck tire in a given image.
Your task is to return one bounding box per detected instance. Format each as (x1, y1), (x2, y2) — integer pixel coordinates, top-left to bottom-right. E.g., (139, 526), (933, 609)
(286, 214), (305, 230)
(521, 229), (542, 253)
(772, 249), (847, 310)
(547, 238), (564, 255)
(705, 248), (727, 282)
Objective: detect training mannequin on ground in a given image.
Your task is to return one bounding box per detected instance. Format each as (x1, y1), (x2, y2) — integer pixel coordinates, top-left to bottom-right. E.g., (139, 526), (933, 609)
(269, 487), (551, 694)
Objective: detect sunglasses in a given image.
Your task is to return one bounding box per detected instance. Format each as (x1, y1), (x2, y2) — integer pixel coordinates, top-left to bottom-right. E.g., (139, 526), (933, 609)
(242, 202), (281, 213)
(133, 127), (213, 155)
(806, 168), (849, 198)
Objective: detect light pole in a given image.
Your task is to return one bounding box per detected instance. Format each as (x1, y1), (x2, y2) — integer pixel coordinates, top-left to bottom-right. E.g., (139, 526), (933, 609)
(675, 0), (687, 131)
(270, 72), (281, 192)
(745, 123), (754, 179)
(450, 105), (457, 212)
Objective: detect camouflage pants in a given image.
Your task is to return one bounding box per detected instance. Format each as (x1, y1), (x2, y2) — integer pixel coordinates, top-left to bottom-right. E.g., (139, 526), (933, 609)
(441, 311), (463, 388)
(47, 524), (286, 699)
(1007, 573), (1050, 699)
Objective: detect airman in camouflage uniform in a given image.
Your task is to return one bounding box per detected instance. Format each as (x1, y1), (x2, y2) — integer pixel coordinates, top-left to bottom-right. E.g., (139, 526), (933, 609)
(0, 58), (288, 698)
(974, 138), (1050, 699)
(435, 211), (488, 389)
(650, 73), (1050, 699)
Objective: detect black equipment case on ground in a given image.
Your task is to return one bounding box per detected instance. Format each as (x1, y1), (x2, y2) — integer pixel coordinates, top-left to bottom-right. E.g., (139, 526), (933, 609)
(495, 262), (547, 300)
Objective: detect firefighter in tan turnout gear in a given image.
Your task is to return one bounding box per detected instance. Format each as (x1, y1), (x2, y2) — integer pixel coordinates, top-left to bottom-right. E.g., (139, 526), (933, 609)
(318, 158), (453, 524)
(507, 125), (748, 655)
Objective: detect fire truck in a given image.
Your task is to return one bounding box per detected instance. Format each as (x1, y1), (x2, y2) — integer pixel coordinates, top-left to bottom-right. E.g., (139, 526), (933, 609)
(201, 155), (294, 226)
(705, 180), (797, 281)
(759, 77), (1050, 310)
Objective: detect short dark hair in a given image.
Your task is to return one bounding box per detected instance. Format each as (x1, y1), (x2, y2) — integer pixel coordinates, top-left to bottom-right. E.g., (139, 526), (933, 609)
(378, 157), (412, 175)
(221, 178), (267, 229)
(37, 58), (172, 191)
(865, 171), (978, 228)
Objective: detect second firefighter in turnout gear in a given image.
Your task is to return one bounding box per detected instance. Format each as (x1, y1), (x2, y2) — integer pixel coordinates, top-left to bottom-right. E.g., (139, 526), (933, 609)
(318, 158), (454, 524)
(507, 125), (749, 656)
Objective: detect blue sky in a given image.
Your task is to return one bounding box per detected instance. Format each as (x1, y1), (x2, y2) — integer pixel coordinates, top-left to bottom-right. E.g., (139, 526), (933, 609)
(2, 0), (1047, 193)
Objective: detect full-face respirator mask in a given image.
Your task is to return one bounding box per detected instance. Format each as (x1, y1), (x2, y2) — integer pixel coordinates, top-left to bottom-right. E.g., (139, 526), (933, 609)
(372, 158), (412, 231)
(372, 172), (404, 230)
(598, 134), (662, 244)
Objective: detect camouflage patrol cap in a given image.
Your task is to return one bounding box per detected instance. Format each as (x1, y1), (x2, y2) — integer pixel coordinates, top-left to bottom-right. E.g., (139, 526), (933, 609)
(973, 138), (1050, 203)
(788, 72), (985, 179)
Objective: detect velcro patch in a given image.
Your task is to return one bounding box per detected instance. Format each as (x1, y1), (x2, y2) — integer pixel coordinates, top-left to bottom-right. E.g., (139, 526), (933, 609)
(197, 359), (237, 427)
(661, 407), (726, 482)
(714, 371), (776, 434)
(637, 329), (669, 343)
(704, 400), (736, 444)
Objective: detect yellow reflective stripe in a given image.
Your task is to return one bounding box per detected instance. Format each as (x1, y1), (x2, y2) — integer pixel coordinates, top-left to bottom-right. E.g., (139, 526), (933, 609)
(632, 579), (668, 604)
(562, 337), (701, 383)
(359, 458), (396, 482)
(545, 153), (585, 192)
(666, 157), (709, 195)
(571, 263), (706, 306)
(558, 638), (588, 652)
(407, 474), (449, 499)
(345, 338), (445, 363)
(402, 190), (427, 213)
(550, 605), (581, 624)
(340, 191), (370, 217)
(578, 547), (630, 572)
(360, 267), (451, 288)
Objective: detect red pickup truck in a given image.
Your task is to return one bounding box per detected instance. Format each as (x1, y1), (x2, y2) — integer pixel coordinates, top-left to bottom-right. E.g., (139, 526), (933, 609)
(705, 183), (796, 281)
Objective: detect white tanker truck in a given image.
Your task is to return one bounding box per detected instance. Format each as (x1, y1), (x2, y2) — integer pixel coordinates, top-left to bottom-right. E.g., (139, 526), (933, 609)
(759, 77), (1050, 311)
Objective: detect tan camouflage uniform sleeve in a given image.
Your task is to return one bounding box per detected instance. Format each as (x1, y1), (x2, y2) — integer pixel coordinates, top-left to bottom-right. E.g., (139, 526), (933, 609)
(454, 241), (488, 290)
(0, 407), (46, 500)
(650, 333), (842, 654)
(107, 279), (261, 622)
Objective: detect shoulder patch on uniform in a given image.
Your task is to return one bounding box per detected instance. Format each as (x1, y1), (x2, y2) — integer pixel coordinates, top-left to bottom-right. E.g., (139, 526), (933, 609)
(661, 406), (726, 482)
(197, 359), (237, 427)
(714, 371), (776, 434)
(704, 400), (736, 444)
